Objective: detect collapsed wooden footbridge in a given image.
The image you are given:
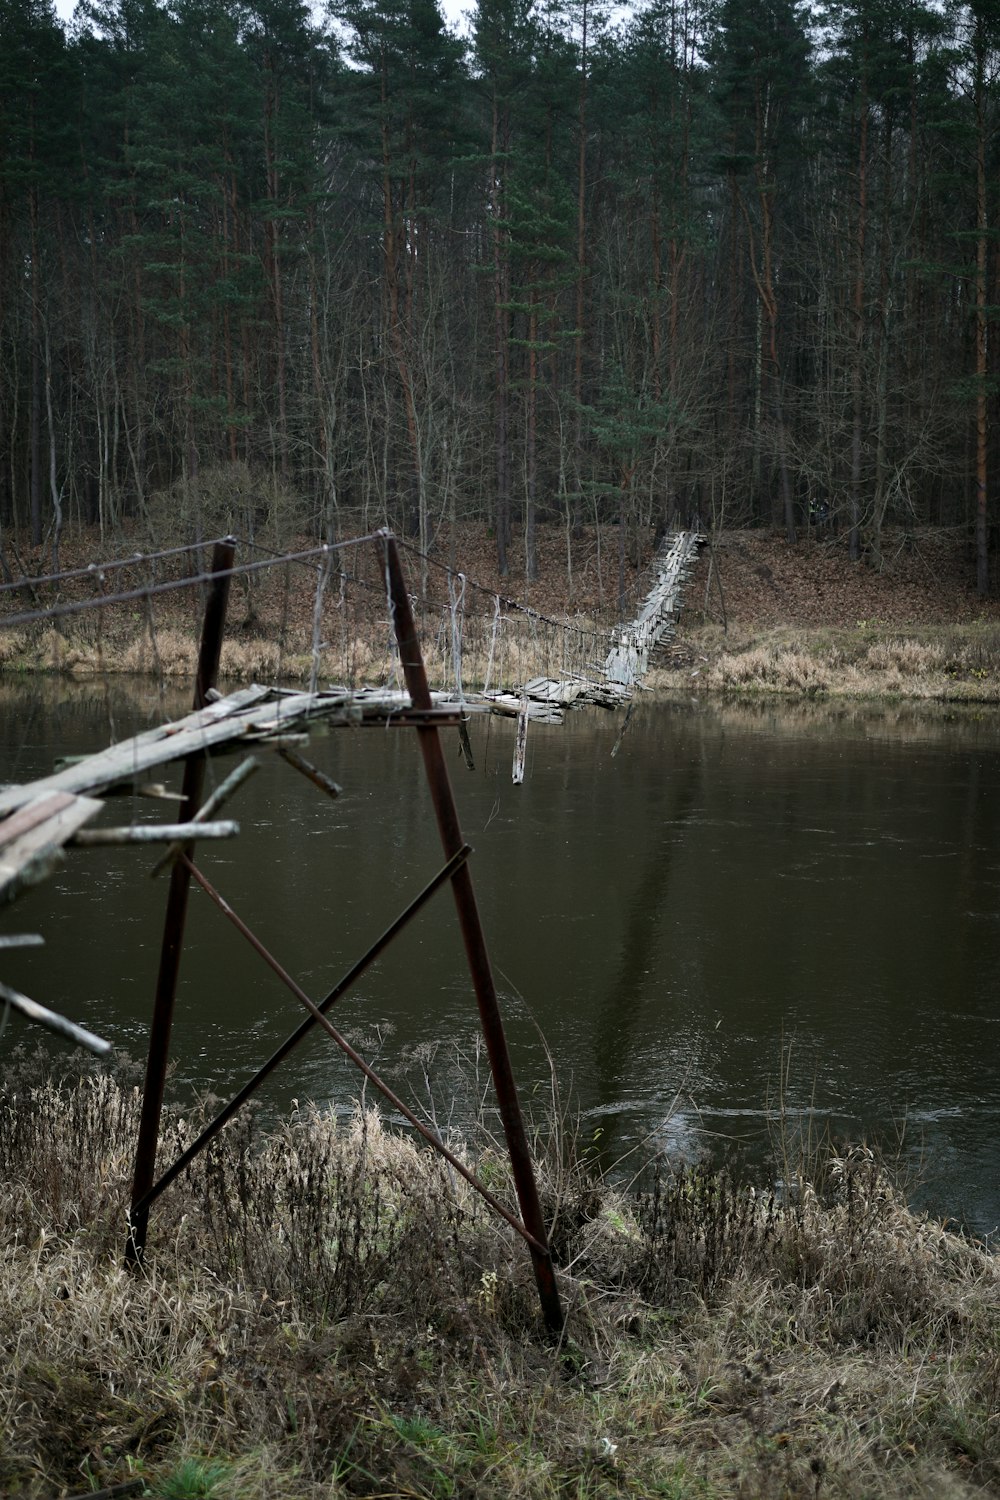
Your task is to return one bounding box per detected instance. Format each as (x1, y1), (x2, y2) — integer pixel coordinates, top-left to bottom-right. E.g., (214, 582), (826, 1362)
(0, 527), (706, 1334)
(479, 529), (705, 714)
(476, 529), (705, 777)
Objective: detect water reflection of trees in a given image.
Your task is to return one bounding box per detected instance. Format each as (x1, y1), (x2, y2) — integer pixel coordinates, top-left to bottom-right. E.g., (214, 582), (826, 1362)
(677, 694), (1000, 748)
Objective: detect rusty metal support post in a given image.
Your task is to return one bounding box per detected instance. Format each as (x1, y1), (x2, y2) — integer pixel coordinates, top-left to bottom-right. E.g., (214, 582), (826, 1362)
(126, 537), (235, 1265)
(377, 531), (564, 1334)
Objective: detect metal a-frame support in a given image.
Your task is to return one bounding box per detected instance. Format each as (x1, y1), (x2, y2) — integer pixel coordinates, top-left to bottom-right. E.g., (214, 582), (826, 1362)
(126, 532), (564, 1334)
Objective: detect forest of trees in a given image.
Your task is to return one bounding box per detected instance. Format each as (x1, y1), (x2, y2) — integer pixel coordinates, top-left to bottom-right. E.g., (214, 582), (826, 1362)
(3, 0), (1000, 590)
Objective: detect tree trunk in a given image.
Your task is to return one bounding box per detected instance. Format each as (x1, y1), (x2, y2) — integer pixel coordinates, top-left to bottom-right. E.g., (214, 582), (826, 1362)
(491, 86), (511, 576)
(29, 330), (43, 547)
(975, 25), (989, 595)
(849, 65), (869, 563)
(525, 296), (539, 581)
(572, 0), (589, 539)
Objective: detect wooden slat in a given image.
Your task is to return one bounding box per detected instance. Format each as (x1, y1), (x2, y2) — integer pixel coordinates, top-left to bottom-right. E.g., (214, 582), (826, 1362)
(150, 683), (273, 740)
(115, 683), (273, 755)
(512, 696), (529, 784)
(0, 715), (257, 817)
(0, 980), (112, 1056)
(0, 791), (77, 847)
(0, 793), (103, 903)
(71, 820), (239, 847)
(483, 694), (563, 723)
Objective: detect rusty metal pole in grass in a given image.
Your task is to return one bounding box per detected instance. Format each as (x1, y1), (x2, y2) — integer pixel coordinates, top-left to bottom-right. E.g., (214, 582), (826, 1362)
(377, 531), (564, 1334)
(126, 537), (236, 1266)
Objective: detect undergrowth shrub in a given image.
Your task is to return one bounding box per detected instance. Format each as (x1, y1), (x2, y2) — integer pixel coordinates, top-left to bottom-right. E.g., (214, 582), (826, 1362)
(864, 639), (948, 674)
(2, 1049), (999, 1499)
(711, 645), (830, 694)
(634, 1162), (779, 1301)
(0, 1050), (144, 1244)
(631, 1141), (992, 1352)
(186, 1103), (492, 1327)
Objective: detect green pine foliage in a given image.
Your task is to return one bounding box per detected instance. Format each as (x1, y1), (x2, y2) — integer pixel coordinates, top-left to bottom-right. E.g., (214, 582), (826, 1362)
(1, 0), (1000, 580)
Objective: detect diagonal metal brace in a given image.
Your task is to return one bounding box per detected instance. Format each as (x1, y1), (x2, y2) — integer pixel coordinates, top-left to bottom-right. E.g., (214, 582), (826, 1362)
(176, 856), (548, 1255)
(130, 844), (472, 1219)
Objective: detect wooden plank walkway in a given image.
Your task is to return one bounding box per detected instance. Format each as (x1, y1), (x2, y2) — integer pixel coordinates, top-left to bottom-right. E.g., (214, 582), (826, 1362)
(437, 529), (705, 781)
(0, 535), (706, 1041)
(603, 530), (705, 688)
(0, 685), (464, 822)
(0, 684), (467, 1048)
(0, 527), (707, 873)
(0, 534), (705, 892)
(498, 530), (706, 718)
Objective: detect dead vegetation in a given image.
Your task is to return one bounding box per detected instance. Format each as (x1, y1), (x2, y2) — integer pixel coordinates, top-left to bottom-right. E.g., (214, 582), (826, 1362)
(686, 620), (1000, 701)
(3, 522), (1000, 702)
(1, 1049), (998, 1500)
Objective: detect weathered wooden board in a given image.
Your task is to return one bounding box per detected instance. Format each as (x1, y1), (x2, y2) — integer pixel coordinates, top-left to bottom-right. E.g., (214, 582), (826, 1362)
(481, 693), (564, 723)
(512, 697), (529, 784)
(0, 791), (103, 904)
(0, 980), (112, 1056)
(0, 714), (260, 817)
(521, 677), (590, 705)
(71, 820), (239, 847)
(0, 686), (464, 820)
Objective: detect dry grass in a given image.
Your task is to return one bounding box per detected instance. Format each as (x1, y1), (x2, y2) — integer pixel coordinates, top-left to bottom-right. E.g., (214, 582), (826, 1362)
(0, 1050), (998, 1500)
(690, 622), (1000, 702)
(11, 609), (1000, 710)
(0, 602), (608, 695)
(705, 643), (832, 696)
(4, 519), (1000, 704)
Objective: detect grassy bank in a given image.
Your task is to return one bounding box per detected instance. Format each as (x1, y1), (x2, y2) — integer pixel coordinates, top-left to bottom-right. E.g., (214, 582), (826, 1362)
(653, 621), (1000, 704)
(2, 1054), (998, 1500)
(7, 615), (1000, 710)
(3, 523), (1000, 704)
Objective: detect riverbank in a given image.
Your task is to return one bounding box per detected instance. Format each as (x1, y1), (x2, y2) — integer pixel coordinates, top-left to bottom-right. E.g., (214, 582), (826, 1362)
(663, 528), (1000, 703)
(658, 619), (1000, 703)
(3, 523), (1000, 703)
(2, 1057), (998, 1500)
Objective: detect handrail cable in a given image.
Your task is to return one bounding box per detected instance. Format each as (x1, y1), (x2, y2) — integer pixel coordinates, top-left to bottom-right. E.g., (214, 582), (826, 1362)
(0, 538), (224, 594)
(0, 536), (381, 632)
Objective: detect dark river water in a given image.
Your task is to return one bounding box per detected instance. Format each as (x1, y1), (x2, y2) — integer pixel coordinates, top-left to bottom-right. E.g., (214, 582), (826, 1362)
(2, 679), (999, 1240)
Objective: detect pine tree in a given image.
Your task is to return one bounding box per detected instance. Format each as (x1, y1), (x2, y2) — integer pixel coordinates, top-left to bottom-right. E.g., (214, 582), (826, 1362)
(334, 0), (465, 562)
(0, 0), (76, 542)
(710, 0), (813, 539)
(472, 0), (538, 575)
(608, 0), (713, 532)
